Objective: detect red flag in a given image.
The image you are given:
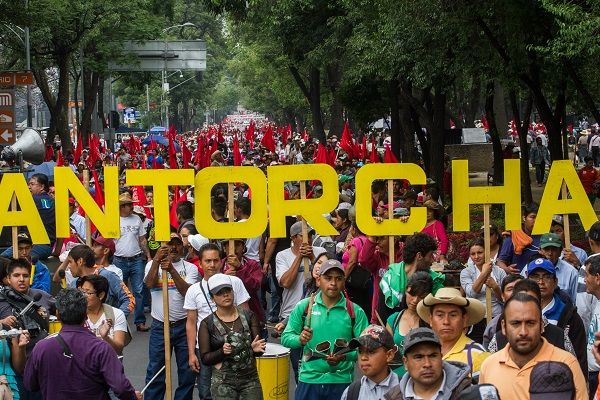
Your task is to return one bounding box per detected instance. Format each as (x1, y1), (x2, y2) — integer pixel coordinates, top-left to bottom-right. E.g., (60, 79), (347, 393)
(170, 190), (187, 229)
(217, 124), (224, 144)
(245, 121), (255, 149)
(91, 169), (104, 208)
(141, 155), (147, 170)
(74, 133), (83, 164)
(327, 147), (336, 167)
(384, 145), (399, 163)
(360, 135), (367, 160)
(180, 137), (192, 168)
(261, 125), (276, 153)
(481, 115), (489, 130)
(233, 134), (242, 166)
(449, 118), (456, 129)
(134, 186), (153, 219)
(282, 124), (291, 148)
(56, 151), (64, 167)
(339, 121), (355, 158)
(44, 145), (54, 162)
(147, 136), (157, 151)
(302, 130), (309, 142)
(314, 143), (329, 164)
(194, 136), (205, 167)
(167, 126), (178, 169)
(87, 134), (102, 167)
(369, 136), (379, 163)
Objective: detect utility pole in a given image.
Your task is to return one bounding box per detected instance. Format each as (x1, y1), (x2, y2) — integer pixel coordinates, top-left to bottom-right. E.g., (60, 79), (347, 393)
(25, 0), (32, 127)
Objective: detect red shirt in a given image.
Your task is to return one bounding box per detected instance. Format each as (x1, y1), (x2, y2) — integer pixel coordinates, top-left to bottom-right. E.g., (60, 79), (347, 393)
(578, 166), (599, 194)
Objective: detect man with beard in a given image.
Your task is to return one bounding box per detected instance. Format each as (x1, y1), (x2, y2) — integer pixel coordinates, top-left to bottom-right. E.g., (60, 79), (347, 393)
(143, 236), (198, 400)
(480, 292), (587, 399)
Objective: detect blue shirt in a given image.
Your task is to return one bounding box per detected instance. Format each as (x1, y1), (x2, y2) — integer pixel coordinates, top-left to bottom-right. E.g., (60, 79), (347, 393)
(498, 232), (541, 271)
(24, 325), (137, 399)
(554, 258), (579, 305)
(31, 260), (51, 294)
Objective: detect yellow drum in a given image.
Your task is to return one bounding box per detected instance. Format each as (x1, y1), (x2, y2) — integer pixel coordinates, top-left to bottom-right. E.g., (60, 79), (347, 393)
(256, 343), (290, 400)
(48, 316), (62, 334)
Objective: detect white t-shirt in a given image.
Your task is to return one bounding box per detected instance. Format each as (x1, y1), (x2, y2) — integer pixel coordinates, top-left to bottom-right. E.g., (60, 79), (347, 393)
(276, 246), (325, 319)
(587, 300), (600, 372)
(85, 306), (127, 339)
(115, 214), (144, 257)
(144, 259), (199, 322)
(238, 219), (261, 262)
(104, 264), (124, 281)
(183, 276), (250, 348)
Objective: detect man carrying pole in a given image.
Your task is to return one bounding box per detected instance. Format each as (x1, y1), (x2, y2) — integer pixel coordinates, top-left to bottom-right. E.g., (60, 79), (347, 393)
(144, 236), (198, 400)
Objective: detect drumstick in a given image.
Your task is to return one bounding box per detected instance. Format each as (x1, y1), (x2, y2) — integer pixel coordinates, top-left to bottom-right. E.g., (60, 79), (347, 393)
(141, 365), (166, 394)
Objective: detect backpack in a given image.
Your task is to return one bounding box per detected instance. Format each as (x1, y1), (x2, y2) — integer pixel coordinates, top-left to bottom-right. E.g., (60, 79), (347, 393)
(302, 293), (356, 331)
(346, 380), (361, 400)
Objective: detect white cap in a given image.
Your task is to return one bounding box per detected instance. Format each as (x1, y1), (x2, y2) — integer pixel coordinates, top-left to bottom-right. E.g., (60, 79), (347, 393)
(207, 273), (233, 295)
(188, 234), (209, 251)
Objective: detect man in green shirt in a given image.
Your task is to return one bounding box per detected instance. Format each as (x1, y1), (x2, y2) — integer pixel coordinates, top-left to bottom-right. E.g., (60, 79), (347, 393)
(281, 259), (368, 400)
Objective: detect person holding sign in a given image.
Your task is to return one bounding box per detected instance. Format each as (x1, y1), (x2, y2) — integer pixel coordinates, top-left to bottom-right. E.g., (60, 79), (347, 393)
(143, 237), (198, 400)
(496, 203), (542, 274)
(281, 259), (368, 400)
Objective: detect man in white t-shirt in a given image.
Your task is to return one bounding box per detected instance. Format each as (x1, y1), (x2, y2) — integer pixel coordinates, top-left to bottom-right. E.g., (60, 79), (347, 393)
(114, 192), (151, 331)
(276, 221), (326, 321)
(143, 236), (198, 400)
(184, 243), (250, 400)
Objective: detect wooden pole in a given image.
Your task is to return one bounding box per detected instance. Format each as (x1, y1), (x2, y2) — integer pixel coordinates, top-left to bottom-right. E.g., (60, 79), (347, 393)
(561, 182), (571, 250)
(483, 204), (493, 323)
(11, 195), (18, 260)
(83, 170), (92, 246)
(162, 268), (172, 400)
(300, 181), (310, 280)
(387, 180), (395, 264)
(227, 183), (235, 256)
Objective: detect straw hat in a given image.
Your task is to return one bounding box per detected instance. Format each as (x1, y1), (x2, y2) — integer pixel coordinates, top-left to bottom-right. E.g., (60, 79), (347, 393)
(416, 287), (485, 326)
(119, 192), (133, 205)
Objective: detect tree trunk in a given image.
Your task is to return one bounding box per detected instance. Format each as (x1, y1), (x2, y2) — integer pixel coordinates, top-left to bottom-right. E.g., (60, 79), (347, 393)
(327, 63), (344, 138)
(80, 70), (100, 143)
(289, 65), (326, 143)
(485, 82), (505, 184)
(428, 89), (446, 186)
(509, 91), (534, 205)
(388, 79), (403, 161)
(464, 80), (481, 128)
(492, 82), (508, 138)
(97, 78), (106, 138)
(40, 54), (72, 151)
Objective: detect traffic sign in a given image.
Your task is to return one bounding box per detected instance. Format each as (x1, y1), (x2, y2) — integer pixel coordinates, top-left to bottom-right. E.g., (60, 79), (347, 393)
(0, 89), (16, 145)
(0, 71), (35, 87)
(0, 127), (15, 144)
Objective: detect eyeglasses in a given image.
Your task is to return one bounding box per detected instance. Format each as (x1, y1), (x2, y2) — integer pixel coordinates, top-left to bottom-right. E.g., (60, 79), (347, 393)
(529, 273), (554, 282)
(81, 290), (97, 297)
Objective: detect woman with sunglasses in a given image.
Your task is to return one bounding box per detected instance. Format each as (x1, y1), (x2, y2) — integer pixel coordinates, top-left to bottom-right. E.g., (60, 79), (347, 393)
(199, 273), (266, 400)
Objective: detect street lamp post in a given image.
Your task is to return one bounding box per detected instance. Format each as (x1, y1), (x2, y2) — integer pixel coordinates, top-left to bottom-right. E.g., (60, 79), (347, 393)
(161, 23), (195, 129)
(25, 0), (32, 127)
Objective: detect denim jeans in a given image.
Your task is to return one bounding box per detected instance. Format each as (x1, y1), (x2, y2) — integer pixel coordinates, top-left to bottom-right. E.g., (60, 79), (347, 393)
(113, 254), (145, 325)
(145, 319), (197, 400)
(195, 349), (212, 400)
(267, 274), (282, 322)
(535, 162), (545, 184)
(295, 382), (348, 400)
(1, 244), (52, 261)
(290, 347), (302, 384)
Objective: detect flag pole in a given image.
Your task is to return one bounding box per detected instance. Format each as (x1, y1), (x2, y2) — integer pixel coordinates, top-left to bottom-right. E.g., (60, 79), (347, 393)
(387, 180), (395, 265)
(300, 181), (310, 280)
(561, 182), (571, 250)
(228, 183), (235, 256)
(162, 264), (172, 400)
(11, 194), (18, 260)
(483, 204), (493, 323)
(83, 169), (92, 246)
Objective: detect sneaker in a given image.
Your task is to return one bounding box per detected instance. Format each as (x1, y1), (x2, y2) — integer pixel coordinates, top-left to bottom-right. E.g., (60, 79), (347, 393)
(136, 324), (150, 332)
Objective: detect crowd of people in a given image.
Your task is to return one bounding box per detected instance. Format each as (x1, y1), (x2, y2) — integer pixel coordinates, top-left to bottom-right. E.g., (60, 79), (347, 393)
(0, 122), (600, 400)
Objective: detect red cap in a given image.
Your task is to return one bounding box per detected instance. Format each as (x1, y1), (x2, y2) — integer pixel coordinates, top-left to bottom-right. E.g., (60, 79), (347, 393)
(92, 235), (116, 255)
(68, 198), (76, 205)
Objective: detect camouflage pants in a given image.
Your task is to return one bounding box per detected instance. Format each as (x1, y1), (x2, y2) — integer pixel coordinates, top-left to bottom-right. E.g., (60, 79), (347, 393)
(210, 367), (263, 400)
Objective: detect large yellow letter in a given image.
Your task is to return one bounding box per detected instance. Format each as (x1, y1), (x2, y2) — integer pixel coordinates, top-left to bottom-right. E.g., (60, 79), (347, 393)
(0, 174), (48, 243)
(533, 160), (597, 234)
(355, 163), (427, 236)
(194, 166), (268, 239)
(55, 167), (120, 238)
(267, 164), (338, 238)
(452, 159), (522, 231)
(126, 169), (195, 241)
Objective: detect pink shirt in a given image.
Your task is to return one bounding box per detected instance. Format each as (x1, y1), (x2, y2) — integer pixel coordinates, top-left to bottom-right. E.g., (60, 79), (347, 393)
(341, 235), (366, 269)
(421, 220), (449, 255)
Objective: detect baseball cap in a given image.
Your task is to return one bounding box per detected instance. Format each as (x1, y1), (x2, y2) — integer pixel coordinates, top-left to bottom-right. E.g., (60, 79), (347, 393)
(17, 233), (32, 245)
(92, 235), (116, 255)
(527, 257), (556, 276)
(188, 234), (209, 251)
(540, 233), (562, 249)
(551, 215), (564, 227)
(207, 273), (233, 295)
(402, 327), (441, 355)
(166, 235), (183, 245)
(457, 384), (501, 400)
(339, 175), (353, 184)
(588, 221), (600, 241)
(349, 324), (395, 351)
(68, 197), (76, 205)
(289, 221), (314, 237)
(529, 361), (574, 400)
(319, 259), (344, 276)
